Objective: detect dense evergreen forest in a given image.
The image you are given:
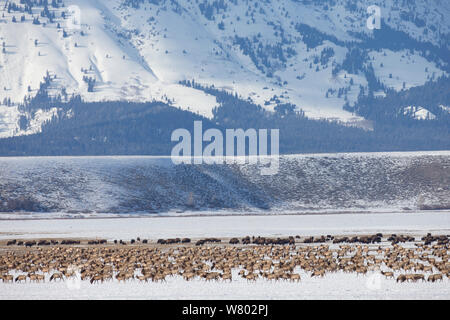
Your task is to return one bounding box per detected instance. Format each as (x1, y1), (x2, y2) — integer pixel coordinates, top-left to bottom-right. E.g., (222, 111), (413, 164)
(0, 78), (448, 156)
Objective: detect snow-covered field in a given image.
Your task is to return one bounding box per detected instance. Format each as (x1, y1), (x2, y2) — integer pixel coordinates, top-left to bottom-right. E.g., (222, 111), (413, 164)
(0, 211), (449, 299)
(0, 211), (449, 241)
(1, 268), (448, 300)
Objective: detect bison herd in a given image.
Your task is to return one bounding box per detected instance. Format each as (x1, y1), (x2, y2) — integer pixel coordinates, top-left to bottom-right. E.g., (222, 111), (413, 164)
(0, 233), (448, 285)
(7, 239), (83, 247)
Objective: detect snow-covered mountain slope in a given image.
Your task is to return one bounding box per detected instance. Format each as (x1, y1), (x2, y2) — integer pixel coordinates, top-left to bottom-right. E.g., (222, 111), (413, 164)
(0, 152), (448, 214)
(0, 0), (449, 137)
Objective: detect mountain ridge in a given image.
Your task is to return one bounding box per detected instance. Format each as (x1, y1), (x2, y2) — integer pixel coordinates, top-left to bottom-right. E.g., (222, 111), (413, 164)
(0, 0), (449, 139)
(0, 152), (448, 214)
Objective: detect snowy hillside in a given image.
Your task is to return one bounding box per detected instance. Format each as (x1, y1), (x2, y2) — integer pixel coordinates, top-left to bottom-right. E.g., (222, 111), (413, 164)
(0, 151), (448, 215)
(0, 0), (449, 137)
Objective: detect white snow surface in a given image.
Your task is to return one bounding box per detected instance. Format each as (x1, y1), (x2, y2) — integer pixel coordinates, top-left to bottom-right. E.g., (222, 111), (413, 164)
(1, 211), (449, 241)
(369, 50), (445, 91)
(1, 269), (449, 300)
(403, 106), (436, 120)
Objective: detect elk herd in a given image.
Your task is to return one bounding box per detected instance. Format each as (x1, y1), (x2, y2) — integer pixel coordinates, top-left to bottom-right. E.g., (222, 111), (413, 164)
(0, 233), (448, 285)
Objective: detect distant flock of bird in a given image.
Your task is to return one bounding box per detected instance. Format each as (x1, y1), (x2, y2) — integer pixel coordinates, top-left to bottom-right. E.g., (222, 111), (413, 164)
(0, 233), (448, 284)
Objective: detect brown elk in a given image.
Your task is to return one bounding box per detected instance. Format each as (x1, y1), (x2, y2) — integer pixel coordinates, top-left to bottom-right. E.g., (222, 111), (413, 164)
(289, 274), (301, 282)
(427, 274), (443, 282)
(1, 274), (13, 283)
(15, 275), (27, 283)
(49, 273), (64, 282)
(381, 271), (394, 279)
